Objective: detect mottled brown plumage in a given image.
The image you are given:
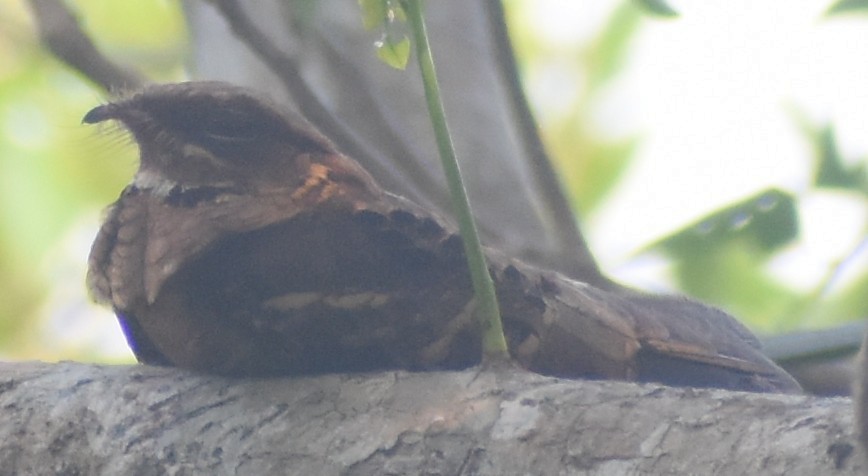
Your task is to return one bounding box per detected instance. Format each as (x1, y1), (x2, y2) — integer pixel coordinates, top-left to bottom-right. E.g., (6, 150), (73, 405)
(85, 81), (800, 392)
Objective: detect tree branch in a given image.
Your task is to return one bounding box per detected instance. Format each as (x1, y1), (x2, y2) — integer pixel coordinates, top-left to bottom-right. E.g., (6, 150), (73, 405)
(0, 361), (861, 475)
(26, 0), (145, 92)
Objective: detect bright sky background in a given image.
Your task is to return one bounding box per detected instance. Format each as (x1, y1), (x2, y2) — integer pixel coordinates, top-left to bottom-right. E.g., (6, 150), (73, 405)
(522, 0), (868, 291)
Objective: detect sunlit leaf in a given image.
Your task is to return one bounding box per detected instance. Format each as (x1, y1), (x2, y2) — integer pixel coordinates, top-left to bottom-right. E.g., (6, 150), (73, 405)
(826, 0), (868, 16)
(359, 0), (409, 69)
(585, 3), (642, 92)
(0, 0), (184, 361)
(358, 0), (387, 30)
(541, 4), (642, 215)
(633, 0), (679, 18)
(375, 36), (410, 69)
(391, 3), (407, 22)
(547, 124), (637, 215)
(670, 243), (801, 332)
(358, 0), (407, 30)
(811, 270), (868, 327)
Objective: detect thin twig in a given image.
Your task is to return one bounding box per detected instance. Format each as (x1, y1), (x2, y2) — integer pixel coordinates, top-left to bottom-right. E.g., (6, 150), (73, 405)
(26, 0), (145, 92)
(403, 0), (508, 360)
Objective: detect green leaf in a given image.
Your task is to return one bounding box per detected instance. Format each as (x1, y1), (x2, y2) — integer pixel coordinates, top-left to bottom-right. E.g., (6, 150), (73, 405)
(670, 243), (800, 331)
(358, 0), (387, 30)
(826, 0), (868, 16)
(375, 36), (410, 69)
(548, 126), (637, 216)
(644, 188), (799, 256)
(585, 3), (642, 92)
(360, 0), (409, 69)
(358, 0), (407, 30)
(633, 0), (679, 18)
(812, 269), (868, 327)
(813, 126), (868, 193)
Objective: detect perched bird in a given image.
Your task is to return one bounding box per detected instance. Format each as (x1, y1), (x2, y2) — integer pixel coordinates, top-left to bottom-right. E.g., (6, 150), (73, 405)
(84, 81), (800, 393)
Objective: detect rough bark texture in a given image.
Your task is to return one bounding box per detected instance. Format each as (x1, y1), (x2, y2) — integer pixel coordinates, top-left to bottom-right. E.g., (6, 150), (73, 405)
(0, 361), (861, 475)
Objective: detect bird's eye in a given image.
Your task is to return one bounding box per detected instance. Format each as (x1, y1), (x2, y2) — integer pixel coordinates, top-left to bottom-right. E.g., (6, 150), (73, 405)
(147, 92), (327, 161)
(196, 109), (264, 146)
(165, 103), (287, 160)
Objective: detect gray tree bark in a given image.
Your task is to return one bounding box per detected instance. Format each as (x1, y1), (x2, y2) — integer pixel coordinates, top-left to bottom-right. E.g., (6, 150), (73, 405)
(0, 361), (862, 475)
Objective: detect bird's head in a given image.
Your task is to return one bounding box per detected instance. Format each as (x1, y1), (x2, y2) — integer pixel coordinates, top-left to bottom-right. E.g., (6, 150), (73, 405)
(83, 81), (341, 195)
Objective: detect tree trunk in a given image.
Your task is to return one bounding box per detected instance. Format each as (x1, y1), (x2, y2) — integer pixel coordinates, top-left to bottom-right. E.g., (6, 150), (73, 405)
(0, 362), (861, 475)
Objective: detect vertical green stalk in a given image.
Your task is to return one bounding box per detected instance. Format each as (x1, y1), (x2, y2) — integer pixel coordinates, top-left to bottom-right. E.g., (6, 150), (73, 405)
(402, 0), (508, 361)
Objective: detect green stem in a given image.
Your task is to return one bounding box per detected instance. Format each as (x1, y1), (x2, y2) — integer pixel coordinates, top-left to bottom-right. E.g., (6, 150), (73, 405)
(402, 0), (508, 361)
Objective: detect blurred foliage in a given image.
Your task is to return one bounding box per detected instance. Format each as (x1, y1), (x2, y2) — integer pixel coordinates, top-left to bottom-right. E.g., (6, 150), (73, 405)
(645, 120), (868, 332)
(506, 2), (641, 216)
(812, 126), (867, 192)
(633, 0), (679, 18)
(826, 0), (868, 16)
(643, 188), (804, 328)
(647, 189), (799, 256)
(0, 0), (185, 359)
(1, 0), (866, 364)
(507, 1), (868, 335)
